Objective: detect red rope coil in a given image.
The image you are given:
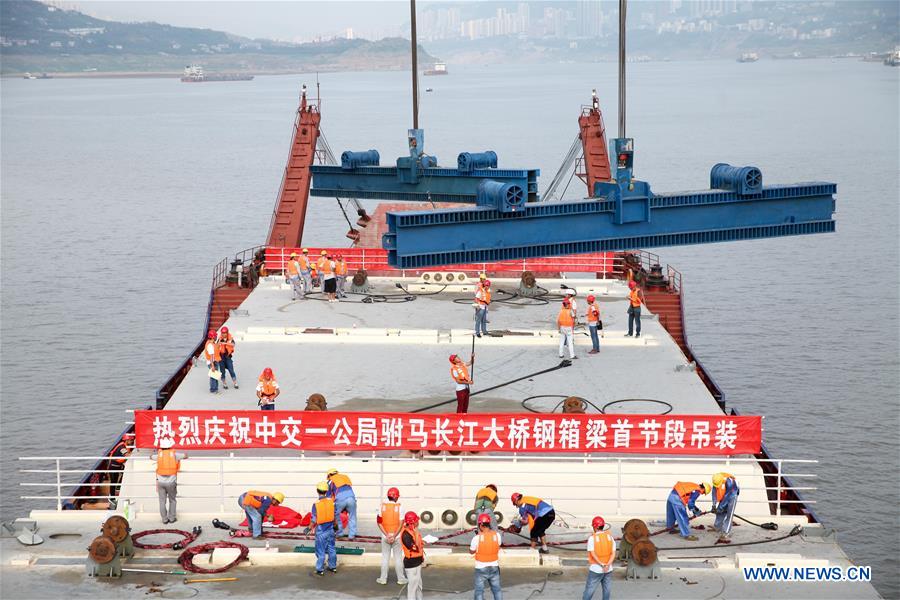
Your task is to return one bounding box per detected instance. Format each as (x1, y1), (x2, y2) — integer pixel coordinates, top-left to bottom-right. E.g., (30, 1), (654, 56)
(178, 541), (249, 574)
(132, 528), (198, 550)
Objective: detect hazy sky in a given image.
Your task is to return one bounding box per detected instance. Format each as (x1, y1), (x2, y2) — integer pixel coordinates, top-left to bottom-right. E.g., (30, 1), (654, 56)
(77, 1), (413, 41)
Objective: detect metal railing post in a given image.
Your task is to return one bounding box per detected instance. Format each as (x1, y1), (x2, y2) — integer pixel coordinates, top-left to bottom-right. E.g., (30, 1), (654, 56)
(616, 459), (622, 515)
(56, 459), (62, 511)
(458, 458), (464, 506)
(776, 460), (782, 516)
(219, 459), (225, 513)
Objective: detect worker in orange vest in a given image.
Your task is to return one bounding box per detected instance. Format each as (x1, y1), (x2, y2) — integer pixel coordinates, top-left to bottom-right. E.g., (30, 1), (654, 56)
(327, 468), (357, 539)
(469, 512), (502, 600)
(238, 490), (284, 539)
(400, 511), (426, 600)
(217, 326), (238, 390)
(626, 280), (645, 338)
(286, 252), (303, 300)
(151, 437), (186, 524)
(510, 493), (555, 553)
(203, 329), (222, 393)
(474, 279), (491, 337)
(586, 295), (602, 354)
(557, 299), (577, 359)
(582, 516), (615, 600)
(376, 487), (408, 586)
(450, 353), (474, 413)
(320, 252), (338, 302)
(334, 255), (349, 299)
(298, 248), (313, 296)
(711, 472), (740, 542)
(256, 367), (280, 410)
(311, 481), (338, 576)
(667, 481), (710, 540)
(474, 483), (499, 530)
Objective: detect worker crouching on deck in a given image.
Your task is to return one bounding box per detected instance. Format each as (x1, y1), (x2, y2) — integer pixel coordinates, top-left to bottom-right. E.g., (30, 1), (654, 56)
(666, 481), (710, 541)
(450, 353), (474, 413)
(510, 493), (555, 553)
(711, 472), (740, 542)
(470, 512), (503, 600)
(238, 490), (284, 539)
(582, 516), (615, 600)
(217, 326), (238, 389)
(326, 468), (357, 540)
(256, 367), (280, 410)
(376, 487), (407, 586)
(203, 330), (222, 393)
(474, 483), (499, 530)
(311, 482), (338, 576)
(400, 511), (426, 600)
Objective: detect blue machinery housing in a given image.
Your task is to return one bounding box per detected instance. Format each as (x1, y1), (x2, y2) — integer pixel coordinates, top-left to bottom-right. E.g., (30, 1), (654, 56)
(311, 132), (836, 269)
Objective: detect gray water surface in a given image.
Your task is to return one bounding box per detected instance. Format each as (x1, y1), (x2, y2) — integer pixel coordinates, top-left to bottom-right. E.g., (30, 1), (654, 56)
(2, 60), (898, 597)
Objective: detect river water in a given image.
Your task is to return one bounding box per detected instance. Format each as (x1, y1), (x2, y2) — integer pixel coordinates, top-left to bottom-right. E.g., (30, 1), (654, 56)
(2, 59), (898, 596)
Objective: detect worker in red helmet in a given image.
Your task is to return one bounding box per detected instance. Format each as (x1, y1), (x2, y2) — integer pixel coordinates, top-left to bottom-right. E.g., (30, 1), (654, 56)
(474, 483), (499, 530)
(334, 254), (348, 299)
(450, 353), (475, 413)
(216, 326), (238, 390)
(583, 516), (615, 600)
(256, 367), (280, 410)
(202, 329), (222, 393)
(511, 492), (555, 553)
(586, 295), (602, 354)
(470, 512), (503, 599)
(626, 280), (644, 338)
(376, 487), (408, 586)
(557, 298), (577, 360)
(400, 511), (426, 600)
(473, 278), (491, 337)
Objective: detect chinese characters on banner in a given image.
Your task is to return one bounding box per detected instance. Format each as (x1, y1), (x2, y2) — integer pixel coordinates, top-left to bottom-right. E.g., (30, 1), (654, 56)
(134, 411), (762, 454)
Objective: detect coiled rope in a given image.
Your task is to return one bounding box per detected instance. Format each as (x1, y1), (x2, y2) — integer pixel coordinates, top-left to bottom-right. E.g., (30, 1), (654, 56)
(177, 541), (249, 574)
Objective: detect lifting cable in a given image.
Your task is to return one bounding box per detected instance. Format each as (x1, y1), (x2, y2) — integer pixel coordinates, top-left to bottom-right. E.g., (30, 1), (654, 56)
(177, 541), (249, 574)
(132, 527), (201, 550)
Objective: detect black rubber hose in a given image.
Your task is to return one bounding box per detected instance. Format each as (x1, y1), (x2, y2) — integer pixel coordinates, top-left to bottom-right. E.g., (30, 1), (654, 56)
(734, 513), (778, 530)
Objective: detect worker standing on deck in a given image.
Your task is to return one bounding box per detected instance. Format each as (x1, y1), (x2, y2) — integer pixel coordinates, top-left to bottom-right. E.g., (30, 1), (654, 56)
(582, 516), (615, 600)
(474, 484), (499, 530)
(557, 299), (577, 359)
(326, 468), (357, 540)
(450, 353), (474, 413)
(625, 280), (645, 338)
(711, 472), (740, 542)
(376, 487), (407, 586)
(311, 481), (338, 576)
(299, 248), (313, 295)
(470, 513), (503, 600)
(286, 252), (303, 300)
(321, 252), (338, 302)
(203, 330), (221, 393)
(510, 493), (555, 553)
(151, 438), (186, 524)
(256, 367), (280, 410)
(666, 481), (710, 541)
(238, 490), (284, 539)
(217, 326), (238, 390)
(400, 511), (426, 600)
(474, 279), (491, 337)
(586, 295), (601, 354)
(334, 255), (348, 298)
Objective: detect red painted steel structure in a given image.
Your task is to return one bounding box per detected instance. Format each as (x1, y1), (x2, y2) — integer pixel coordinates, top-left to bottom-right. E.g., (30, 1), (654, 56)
(266, 89), (321, 248)
(577, 104), (612, 190)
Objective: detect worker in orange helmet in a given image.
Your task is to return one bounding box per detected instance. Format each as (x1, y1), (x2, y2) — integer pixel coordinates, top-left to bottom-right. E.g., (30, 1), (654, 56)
(582, 516), (615, 600)
(473, 279), (491, 337)
(557, 298), (577, 360)
(150, 437), (186, 524)
(469, 512), (502, 600)
(625, 280), (645, 338)
(202, 329), (222, 393)
(586, 295), (602, 354)
(334, 254), (349, 299)
(376, 487), (408, 586)
(216, 326), (238, 389)
(400, 511), (426, 600)
(450, 353), (474, 413)
(256, 367), (280, 410)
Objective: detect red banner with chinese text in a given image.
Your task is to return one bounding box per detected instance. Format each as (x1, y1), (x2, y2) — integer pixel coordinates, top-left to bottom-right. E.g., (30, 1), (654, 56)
(134, 411), (761, 455)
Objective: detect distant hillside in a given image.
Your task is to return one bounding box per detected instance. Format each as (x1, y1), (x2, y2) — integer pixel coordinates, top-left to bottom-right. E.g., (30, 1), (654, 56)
(0, 0), (436, 75)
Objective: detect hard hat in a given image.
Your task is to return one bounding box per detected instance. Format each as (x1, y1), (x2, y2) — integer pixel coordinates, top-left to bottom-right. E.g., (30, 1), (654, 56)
(316, 481), (329, 494)
(159, 438), (175, 449)
(272, 492), (285, 504)
(449, 354), (458, 363)
(290, 252), (297, 258)
(208, 330), (216, 339)
(700, 483), (711, 495)
(587, 295), (596, 303)
(562, 298), (570, 307)
(482, 279), (491, 287)
(336, 254), (343, 260)
(326, 468), (339, 477)
(591, 516), (606, 530)
(302, 248), (309, 253)
(321, 250), (328, 255)
(221, 326), (229, 334)
(628, 280), (637, 289)
(477, 513), (491, 526)
(479, 273), (487, 280)
(404, 511), (420, 525)
(262, 367), (273, 378)
(565, 288), (576, 296)
(712, 473), (724, 487)
(511, 492), (522, 505)
(387, 487), (400, 500)
(487, 484), (497, 492)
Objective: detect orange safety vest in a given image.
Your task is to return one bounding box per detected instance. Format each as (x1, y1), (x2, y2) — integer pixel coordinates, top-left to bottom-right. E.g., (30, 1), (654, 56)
(587, 303), (600, 323)
(156, 449), (180, 476)
(298, 255), (310, 270)
(218, 333), (235, 356)
(335, 261), (348, 276)
(243, 490), (271, 509)
(476, 487), (498, 504)
(476, 288), (491, 306)
(588, 531), (614, 566)
(714, 473), (736, 502)
(314, 498), (335, 527)
(557, 308), (575, 327)
(316, 257), (327, 271)
(674, 482), (702, 506)
(451, 363), (471, 385)
(203, 340), (221, 362)
(401, 526), (424, 559)
(474, 530), (500, 563)
(380, 501), (402, 534)
(258, 376), (278, 396)
(330, 473), (352, 489)
(629, 288), (642, 307)
(321, 260), (334, 275)
(286, 260), (299, 277)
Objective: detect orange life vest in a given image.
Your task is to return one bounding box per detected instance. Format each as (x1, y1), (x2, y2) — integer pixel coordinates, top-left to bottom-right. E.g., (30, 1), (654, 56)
(242, 490), (271, 509)
(451, 363), (471, 385)
(218, 333), (235, 356)
(258, 376), (278, 396)
(401, 526), (424, 559)
(286, 260), (299, 277)
(588, 531), (614, 566)
(155, 449), (180, 476)
(474, 530), (500, 563)
(203, 340), (221, 362)
(557, 308), (575, 327)
(335, 261), (348, 276)
(587, 303), (600, 323)
(476, 487), (498, 504)
(674, 482), (702, 505)
(476, 288), (491, 306)
(380, 501), (402, 534)
(714, 472), (736, 502)
(330, 473), (352, 489)
(314, 498), (335, 527)
(629, 288), (642, 307)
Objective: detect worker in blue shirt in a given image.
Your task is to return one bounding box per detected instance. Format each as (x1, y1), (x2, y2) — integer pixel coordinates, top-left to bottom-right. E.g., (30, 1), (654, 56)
(711, 473), (740, 542)
(311, 481), (338, 576)
(666, 482), (710, 541)
(237, 490), (284, 539)
(326, 468), (357, 540)
(510, 492), (555, 553)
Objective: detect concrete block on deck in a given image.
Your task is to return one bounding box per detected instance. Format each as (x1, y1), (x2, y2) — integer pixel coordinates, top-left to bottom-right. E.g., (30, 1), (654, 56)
(209, 547), (240, 566)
